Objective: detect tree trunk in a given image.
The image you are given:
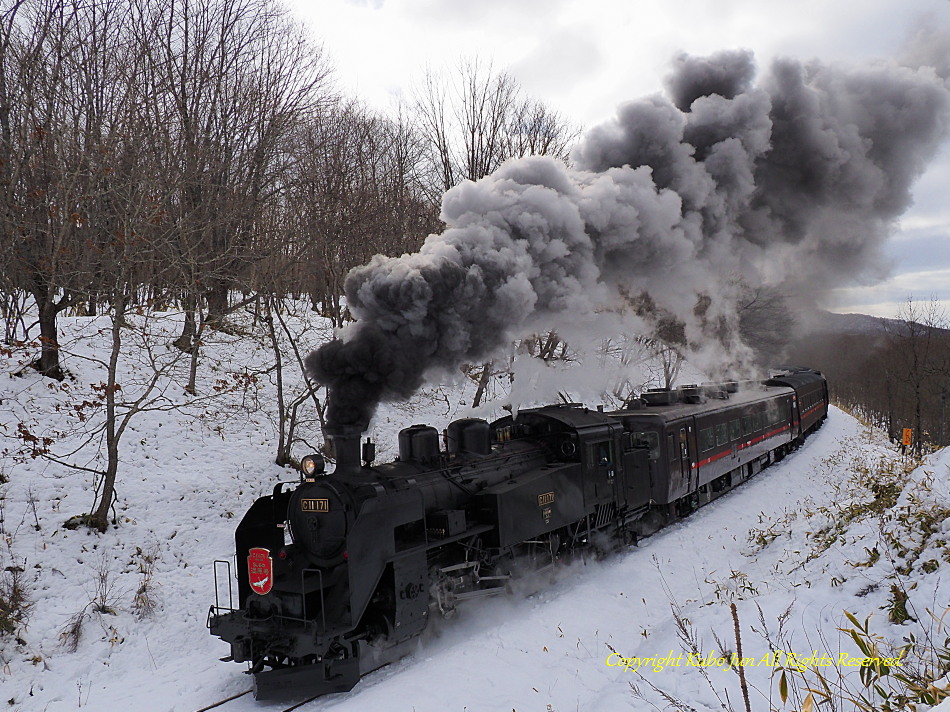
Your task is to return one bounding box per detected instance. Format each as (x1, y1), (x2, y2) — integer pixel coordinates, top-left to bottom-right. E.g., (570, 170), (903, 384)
(31, 286), (65, 380)
(662, 347), (682, 390)
(89, 291), (125, 532)
(915, 383), (923, 455)
(89, 442), (118, 533)
(265, 299), (290, 466)
(185, 328), (201, 395)
(321, 289), (343, 328)
(2, 291), (29, 344)
(172, 292), (197, 353)
(205, 281), (229, 329)
(473, 360), (494, 407)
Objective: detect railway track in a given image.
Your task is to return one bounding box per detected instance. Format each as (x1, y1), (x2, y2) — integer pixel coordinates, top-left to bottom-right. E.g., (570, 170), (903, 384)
(193, 689), (322, 712)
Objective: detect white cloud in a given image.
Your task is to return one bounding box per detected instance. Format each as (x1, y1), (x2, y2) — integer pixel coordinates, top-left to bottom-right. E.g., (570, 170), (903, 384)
(296, 0), (950, 124)
(828, 268), (950, 317)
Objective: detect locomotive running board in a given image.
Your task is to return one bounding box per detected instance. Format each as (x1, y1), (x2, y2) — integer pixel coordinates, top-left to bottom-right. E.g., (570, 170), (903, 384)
(454, 586), (507, 601)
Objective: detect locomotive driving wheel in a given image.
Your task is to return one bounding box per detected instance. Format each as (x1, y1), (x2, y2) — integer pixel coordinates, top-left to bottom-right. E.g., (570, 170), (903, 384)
(362, 579), (397, 642)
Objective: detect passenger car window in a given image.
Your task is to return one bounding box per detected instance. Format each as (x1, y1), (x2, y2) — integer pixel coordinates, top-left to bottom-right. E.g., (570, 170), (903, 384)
(630, 431), (660, 459)
(715, 423), (728, 446)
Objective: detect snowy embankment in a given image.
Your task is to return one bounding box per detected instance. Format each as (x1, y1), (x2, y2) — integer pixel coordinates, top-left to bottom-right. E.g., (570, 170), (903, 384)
(1, 311), (948, 712)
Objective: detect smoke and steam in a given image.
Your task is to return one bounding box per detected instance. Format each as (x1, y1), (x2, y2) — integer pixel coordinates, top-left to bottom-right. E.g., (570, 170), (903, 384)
(306, 49), (949, 429)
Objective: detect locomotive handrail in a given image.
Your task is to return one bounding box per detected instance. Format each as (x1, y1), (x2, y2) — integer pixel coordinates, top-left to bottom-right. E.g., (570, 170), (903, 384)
(212, 559), (235, 613)
(301, 567), (327, 633)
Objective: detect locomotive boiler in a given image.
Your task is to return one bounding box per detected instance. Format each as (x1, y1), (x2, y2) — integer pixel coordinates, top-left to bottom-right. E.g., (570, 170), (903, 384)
(208, 368), (828, 700)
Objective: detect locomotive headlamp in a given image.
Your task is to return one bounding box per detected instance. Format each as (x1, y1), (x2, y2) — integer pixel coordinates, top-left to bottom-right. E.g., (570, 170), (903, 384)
(300, 454), (325, 477)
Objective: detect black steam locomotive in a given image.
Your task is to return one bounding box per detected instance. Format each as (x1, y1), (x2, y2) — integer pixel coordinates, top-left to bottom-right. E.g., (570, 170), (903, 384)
(208, 368), (828, 700)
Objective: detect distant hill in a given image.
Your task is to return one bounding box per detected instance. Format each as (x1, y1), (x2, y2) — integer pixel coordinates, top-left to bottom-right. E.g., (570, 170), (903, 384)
(803, 310), (891, 336)
(787, 311), (894, 374)
(799, 310), (950, 339)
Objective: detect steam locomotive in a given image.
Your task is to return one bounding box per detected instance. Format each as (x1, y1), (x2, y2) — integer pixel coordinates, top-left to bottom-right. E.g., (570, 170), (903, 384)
(208, 368), (828, 700)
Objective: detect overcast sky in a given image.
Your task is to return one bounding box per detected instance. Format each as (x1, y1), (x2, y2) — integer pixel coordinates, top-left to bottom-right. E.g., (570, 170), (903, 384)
(287, 0), (950, 319)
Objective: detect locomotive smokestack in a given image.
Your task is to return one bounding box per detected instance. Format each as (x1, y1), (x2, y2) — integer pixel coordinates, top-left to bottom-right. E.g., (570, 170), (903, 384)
(326, 424), (363, 474)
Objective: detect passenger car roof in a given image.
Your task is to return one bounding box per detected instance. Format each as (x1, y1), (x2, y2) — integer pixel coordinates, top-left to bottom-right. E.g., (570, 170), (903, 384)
(608, 383), (794, 424)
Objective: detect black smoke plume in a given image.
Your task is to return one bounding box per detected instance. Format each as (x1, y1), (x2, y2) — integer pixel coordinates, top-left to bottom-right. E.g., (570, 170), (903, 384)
(306, 49), (949, 429)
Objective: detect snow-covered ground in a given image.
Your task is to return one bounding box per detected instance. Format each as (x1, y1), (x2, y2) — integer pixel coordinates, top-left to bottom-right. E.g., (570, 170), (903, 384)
(2, 310), (948, 712)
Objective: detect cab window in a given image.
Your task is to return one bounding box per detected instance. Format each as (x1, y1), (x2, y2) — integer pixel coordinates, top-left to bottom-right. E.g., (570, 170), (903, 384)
(587, 441), (614, 468)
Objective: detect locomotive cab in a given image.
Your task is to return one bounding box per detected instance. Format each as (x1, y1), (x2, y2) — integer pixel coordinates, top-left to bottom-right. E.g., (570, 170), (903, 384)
(491, 404), (625, 517)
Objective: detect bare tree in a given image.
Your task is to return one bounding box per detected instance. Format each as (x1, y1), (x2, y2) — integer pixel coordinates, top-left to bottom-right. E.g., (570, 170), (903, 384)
(737, 285), (795, 364)
(258, 295), (327, 467)
(881, 298), (949, 452)
(503, 94), (578, 164)
(0, 0), (104, 379)
(414, 57), (579, 202)
(134, 0), (330, 367)
(6, 0), (184, 530)
(286, 99), (437, 326)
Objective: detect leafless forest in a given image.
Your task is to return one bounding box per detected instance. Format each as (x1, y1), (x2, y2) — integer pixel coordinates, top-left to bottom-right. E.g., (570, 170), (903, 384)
(789, 300), (950, 452)
(0, 0), (576, 374)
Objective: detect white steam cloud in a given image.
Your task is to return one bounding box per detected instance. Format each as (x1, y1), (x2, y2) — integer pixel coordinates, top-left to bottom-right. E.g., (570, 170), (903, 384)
(307, 48), (950, 428)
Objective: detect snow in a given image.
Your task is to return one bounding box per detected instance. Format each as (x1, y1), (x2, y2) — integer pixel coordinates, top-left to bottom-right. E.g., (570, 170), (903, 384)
(2, 309), (949, 712)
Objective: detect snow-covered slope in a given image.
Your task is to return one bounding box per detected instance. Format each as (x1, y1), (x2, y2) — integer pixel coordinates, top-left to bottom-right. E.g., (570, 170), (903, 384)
(2, 312), (948, 712)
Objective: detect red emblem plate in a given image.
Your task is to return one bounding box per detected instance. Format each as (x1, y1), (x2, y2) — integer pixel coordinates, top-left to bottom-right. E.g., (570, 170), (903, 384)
(247, 547), (273, 595)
